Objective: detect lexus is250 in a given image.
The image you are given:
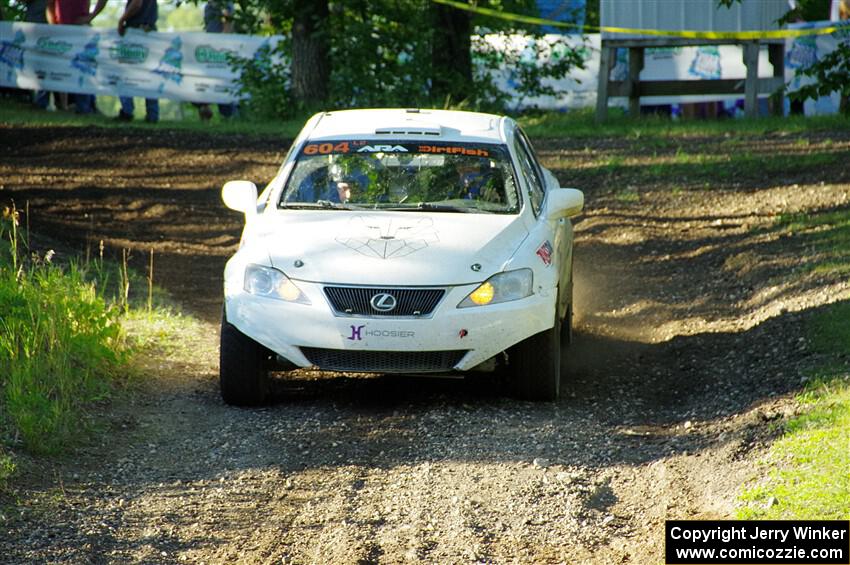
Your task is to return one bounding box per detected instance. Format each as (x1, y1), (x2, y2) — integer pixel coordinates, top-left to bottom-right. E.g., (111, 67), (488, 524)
(220, 108), (583, 404)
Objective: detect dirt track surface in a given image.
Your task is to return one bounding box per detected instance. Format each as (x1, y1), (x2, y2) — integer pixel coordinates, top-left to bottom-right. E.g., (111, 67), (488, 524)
(2, 123), (850, 564)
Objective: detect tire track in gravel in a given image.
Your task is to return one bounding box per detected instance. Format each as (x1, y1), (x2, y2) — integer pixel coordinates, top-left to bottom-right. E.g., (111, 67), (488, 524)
(2, 124), (849, 563)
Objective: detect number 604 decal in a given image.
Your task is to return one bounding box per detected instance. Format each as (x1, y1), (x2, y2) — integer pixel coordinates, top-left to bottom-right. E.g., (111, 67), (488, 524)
(303, 142), (350, 155)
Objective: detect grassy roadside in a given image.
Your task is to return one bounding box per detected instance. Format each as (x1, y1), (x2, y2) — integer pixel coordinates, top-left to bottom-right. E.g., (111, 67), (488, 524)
(0, 205), (196, 495)
(3, 96), (848, 141)
(737, 209), (850, 520)
(0, 97), (308, 139)
(520, 109), (850, 139)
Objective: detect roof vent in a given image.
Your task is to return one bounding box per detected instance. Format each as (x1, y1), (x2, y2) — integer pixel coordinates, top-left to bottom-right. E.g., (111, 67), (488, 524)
(375, 125), (441, 136)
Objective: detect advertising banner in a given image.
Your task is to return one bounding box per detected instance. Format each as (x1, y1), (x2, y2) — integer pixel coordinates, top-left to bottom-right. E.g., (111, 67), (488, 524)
(0, 21), (282, 104)
(482, 33), (777, 111)
(2, 20), (844, 115)
(785, 20), (847, 115)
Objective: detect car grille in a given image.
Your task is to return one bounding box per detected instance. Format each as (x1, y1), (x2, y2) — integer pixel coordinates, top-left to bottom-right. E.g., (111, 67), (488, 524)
(323, 286), (446, 317)
(300, 348), (467, 373)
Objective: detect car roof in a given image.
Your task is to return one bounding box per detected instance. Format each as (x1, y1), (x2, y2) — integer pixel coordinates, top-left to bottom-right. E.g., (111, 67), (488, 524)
(306, 109), (510, 144)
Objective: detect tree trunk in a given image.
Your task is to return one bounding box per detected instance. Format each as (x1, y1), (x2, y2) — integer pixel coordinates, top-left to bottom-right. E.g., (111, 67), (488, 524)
(431, 4), (472, 106)
(291, 0), (330, 107)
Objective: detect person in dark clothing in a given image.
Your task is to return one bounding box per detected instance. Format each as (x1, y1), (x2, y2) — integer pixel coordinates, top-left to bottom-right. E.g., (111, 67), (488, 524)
(24, 0), (48, 24)
(44, 0), (106, 113)
(24, 0), (52, 109)
(194, 0), (236, 121)
(116, 0), (159, 122)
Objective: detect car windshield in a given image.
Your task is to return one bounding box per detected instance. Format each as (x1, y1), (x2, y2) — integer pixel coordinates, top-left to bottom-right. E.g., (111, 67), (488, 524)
(279, 141), (520, 214)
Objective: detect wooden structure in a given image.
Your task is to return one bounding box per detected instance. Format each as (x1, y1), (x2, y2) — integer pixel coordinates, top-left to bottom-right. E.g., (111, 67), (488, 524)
(595, 0), (789, 121)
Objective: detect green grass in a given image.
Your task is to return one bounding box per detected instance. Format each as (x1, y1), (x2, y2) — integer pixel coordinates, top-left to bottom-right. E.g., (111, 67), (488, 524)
(122, 308), (207, 357)
(737, 267), (850, 520)
(519, 107), (850, 139)
(549, 148), (842, 191)
(737, 203), (850, 519)
(0, 212), (128, 456)
(0, 97), (307, 138)
(0, 449), (13, 490)
(0, 209), (207, 499)
(738, 364), (850, 520)
(0, 208), (187, 460)
(775, 208), (850, 276)
(0, 202), (204, 495)
(5, 96), (850, 141)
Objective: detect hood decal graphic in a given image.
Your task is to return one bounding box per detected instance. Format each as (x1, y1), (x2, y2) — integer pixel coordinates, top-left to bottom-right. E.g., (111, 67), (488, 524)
(336, 216), (439, 259)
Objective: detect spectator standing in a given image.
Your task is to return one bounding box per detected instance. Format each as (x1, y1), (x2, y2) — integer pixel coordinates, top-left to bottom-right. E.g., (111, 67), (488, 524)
(23, 0), (52, 109)
(195, 0), (236, 121)
(45, 0), (106, 114)
(116, 0), (159, 122)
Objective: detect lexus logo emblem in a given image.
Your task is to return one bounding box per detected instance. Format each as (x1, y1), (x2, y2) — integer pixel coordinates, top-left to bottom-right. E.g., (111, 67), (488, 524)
(370, 293), (398, 312)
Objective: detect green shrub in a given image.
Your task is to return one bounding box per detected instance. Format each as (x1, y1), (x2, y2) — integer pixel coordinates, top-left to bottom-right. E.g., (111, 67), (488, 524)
(0, 210), (127, 455)
(0, 449), (13, 489)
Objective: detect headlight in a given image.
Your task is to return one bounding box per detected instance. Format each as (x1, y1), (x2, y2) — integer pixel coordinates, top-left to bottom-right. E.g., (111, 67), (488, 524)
(457, 269), (533, 308)
(243, 264), (310, 304)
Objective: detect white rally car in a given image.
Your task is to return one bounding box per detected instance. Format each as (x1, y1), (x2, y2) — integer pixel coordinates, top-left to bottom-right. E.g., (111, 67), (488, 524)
(220, 109), (583, 404)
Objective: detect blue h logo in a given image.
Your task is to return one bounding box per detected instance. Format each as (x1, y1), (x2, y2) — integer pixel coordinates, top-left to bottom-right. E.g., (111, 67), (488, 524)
(347, 324), (365, 341)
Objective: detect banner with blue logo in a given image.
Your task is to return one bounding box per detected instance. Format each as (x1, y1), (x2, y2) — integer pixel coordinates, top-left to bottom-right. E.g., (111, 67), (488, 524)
(0, 22), (281, 104)
(1, 20), (843, 114)
(784, 20), (847, 115)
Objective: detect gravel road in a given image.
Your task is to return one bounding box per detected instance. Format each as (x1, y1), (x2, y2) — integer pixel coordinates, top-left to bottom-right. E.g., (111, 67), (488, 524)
(1, 124), (849, 564)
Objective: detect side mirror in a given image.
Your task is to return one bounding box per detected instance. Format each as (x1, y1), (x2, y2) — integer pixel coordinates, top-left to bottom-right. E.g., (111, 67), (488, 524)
(544, 188), (584, 221)
(222, 180), (259, 216)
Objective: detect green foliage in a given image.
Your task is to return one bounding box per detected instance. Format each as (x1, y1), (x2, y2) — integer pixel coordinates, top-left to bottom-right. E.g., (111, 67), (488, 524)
(162, 2), (205, 32)
(789, 39), (850, 113)
(0, 209), (127, 455)
(328, 1), (433, 109)
(228, 0), (588, 117)
(474, 32), (587, 112)
(775, 0), (847, 110)
(228, 41), (295, 119)
(0, 0), (24, 21)
(778, 0), (831, 26)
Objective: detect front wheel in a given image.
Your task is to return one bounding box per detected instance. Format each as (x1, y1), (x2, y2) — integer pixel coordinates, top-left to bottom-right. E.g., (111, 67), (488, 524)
(219, 311), (270, 406)
(509, 315), (561, 401)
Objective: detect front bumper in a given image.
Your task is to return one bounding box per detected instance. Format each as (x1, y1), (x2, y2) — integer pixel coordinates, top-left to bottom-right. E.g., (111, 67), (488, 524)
(224, 278), (556, 372)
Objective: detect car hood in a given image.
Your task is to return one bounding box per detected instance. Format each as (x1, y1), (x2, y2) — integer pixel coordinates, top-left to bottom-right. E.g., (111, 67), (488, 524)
(253, 210), (528, 286)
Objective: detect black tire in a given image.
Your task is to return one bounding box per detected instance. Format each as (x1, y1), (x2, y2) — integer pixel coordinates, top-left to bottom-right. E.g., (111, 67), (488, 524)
(561, 294), (573, 348)
(509, 314), (561, 401)
(219, 311), (270, 406)
(560, 265), (574, 348)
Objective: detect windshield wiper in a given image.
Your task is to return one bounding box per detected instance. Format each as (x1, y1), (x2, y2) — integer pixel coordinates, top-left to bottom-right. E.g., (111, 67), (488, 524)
(380, 202), (473, 213)
(280, 200), (359, 210)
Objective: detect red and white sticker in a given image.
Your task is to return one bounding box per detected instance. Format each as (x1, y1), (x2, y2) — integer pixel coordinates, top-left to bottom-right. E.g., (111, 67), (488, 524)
(536, 241), (553, 266)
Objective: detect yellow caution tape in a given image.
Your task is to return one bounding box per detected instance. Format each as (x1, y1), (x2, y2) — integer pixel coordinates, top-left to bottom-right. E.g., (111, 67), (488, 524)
(432, 0), (847, 40)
